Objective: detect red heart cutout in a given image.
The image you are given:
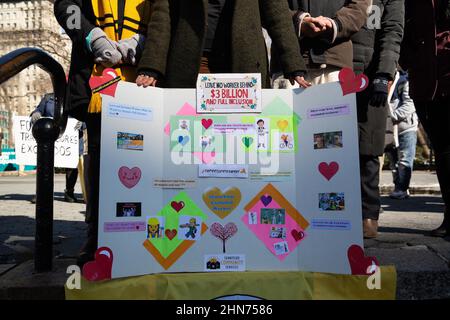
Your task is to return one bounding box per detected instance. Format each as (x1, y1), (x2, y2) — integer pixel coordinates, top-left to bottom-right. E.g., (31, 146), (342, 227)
(339, 68), (369, 96)
(82, 247), (113, 281)
(89, 68), (120, 97)
(347, 244), (379, 275)
(201, 118), (213, 130)
(165, 229), (177, 240)
(318, 162), (339, 181)
(291, 229), (304, 242)
(171, 201), (185, 212)
(118, 166), (141, 189)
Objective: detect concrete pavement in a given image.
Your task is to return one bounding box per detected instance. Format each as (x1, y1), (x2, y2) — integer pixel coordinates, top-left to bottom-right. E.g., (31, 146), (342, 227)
(0, 172), (449, 299)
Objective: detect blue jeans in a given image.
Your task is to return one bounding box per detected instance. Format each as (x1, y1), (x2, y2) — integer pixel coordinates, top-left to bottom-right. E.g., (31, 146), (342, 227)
(392, 131), (418, 191)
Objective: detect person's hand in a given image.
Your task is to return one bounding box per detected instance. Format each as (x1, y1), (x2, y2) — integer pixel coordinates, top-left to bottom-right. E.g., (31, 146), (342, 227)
(290, 76), (312, 89)
(89, 28), (122, 67)
(74, 121), (82, 131)
(30, 111), (42, 124)
(117, 34), (146, 65)
(136, 74), (157, 87)
(370, 76), (391, 107)
(301, 16), (333, 38)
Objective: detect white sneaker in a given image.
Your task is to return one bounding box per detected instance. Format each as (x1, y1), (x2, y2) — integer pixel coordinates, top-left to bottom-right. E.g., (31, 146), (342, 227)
(389, 189), (410, 200)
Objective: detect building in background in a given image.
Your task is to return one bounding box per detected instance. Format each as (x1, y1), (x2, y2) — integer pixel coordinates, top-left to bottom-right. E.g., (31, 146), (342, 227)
(0, 0), (71, 149)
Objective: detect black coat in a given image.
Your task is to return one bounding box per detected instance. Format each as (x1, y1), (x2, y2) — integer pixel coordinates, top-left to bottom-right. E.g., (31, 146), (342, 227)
(353, 0), (405, 156)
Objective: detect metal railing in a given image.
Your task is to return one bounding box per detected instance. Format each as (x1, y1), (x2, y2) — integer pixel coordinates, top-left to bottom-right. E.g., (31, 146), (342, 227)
(0, 48), (68, 272)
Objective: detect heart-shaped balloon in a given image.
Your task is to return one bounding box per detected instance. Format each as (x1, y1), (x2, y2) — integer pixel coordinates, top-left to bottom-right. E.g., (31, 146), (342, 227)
(203, 187), (241, 219)
(89, 68), (120, 97)
(318, 162), (339, 181)
(118, 166), (141, 189)
(347, 244), (379, 275)
(82, 247), (113, 281)
(339, 68), (369, 96)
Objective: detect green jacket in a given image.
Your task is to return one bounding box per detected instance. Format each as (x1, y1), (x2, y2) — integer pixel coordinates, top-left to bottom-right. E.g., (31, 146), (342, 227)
(138, 0), (307, 88)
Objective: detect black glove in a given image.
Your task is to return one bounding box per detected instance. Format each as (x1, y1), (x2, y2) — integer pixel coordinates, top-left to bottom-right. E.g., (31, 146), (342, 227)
(370, 76), (390, 107)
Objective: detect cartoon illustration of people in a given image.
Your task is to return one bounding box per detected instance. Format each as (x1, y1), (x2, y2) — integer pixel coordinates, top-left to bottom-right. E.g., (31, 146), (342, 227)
(180, 218), (200, 239)
(257, 119), (268, 149)
(147, 217), (161, 239)
(200, 136), (212, 149)
(179, 120), (189, 130)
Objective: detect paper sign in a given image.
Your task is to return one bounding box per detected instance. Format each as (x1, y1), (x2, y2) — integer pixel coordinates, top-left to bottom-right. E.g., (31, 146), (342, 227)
(213, 123), (255, 135)
(107, 102), (153, 121)
(13, 116), (79, 168)
(153, 179), (196, 189)
(307, 104), (350, 119)
(104, 221), (146, 232)
(204, 254), (246, 272)
(311, 219), (351, 230)
(199, 164), (249, 178)
(197, 73), (262, 113)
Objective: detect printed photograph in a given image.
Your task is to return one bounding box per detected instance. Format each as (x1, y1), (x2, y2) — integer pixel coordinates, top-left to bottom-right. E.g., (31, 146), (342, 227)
(319, 193), (345, 211)
(178, 119), (190, 131)
(260, 208), (286, 225)
(178, 216), (202, 241)
(146, 216), (165, 239)
(269, 227), (287, 239)
(116, 202), (141, 217)
(314, 131), (343, 150)
(248, 211), (258, 225)
(273, 241), (290, 256)
(117, 132), (144, 151)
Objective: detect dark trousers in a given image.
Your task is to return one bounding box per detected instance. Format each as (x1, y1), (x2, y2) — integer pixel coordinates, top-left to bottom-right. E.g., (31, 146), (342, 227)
(415, 97), (450, 216)
(65, 168), (78, 192)
(360, 155), (381, 220)
(83, 113), (101, 254)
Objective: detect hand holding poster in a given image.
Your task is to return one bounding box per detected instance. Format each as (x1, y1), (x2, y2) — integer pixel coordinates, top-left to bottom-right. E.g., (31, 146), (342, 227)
(13, 116), (80, 168)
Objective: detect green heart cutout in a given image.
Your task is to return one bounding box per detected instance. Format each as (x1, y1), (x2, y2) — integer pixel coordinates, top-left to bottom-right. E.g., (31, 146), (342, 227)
(242, 136), (254, 148)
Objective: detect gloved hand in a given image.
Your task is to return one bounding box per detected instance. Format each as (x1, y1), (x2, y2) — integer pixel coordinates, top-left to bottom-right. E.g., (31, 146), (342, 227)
(89, 27), (122, 67)
(370, 76), (390, 107)
(74, 121), (83, 131)
(117, 34), (145, 65)
(30, 111), (42, 124)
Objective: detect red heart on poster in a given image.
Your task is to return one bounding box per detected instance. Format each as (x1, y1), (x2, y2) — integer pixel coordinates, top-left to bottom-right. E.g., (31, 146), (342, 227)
(165, 229), (177, 240)
(201, 118), (213, 130)
(171, 201), (185, 212)
(339, 68), (369, 96)
(318, 162), (339, 181)
(347, 244), (379, 275)
(291, 229), (305, 242)
(82, 247), (113, 281)
(88, 68), (121, 97)
(118, 166), (141, 189)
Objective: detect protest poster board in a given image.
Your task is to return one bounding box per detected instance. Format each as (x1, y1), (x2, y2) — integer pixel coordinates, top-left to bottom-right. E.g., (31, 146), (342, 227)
(13, 116), (79, 168)
(97, 80), (364, 279)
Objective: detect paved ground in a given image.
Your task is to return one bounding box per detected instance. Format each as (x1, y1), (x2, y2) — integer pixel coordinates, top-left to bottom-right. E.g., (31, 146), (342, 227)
(0, 171), (449, 299)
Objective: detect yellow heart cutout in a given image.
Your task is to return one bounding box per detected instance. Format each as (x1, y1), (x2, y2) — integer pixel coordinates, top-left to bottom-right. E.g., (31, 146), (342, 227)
(277, 120), (289, 131)
(202, 187), (242, 219)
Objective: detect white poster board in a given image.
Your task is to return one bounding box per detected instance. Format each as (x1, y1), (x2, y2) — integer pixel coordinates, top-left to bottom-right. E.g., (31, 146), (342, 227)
(13, 116), (79, 168)
(98, 81), (363, 279)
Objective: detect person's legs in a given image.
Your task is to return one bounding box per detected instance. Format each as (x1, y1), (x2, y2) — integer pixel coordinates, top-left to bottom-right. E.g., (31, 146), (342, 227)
(65, 167), (78, 202)
(397, 131), (417, 192)
(77, 113), (101, 267)
(360, 155), (381, 238)
(416, 98), (450, 236)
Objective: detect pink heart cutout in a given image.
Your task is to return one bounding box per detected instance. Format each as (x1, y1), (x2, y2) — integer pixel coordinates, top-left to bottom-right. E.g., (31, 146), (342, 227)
(318, 162), (339, 181)
(88, 68), (120, 97)
(118, 166), (141, 189)
(82, 247), (113, 281)
(193, 151), (216, 164)
(339, 68), (369, 96)
(201, 118), (213, 130)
